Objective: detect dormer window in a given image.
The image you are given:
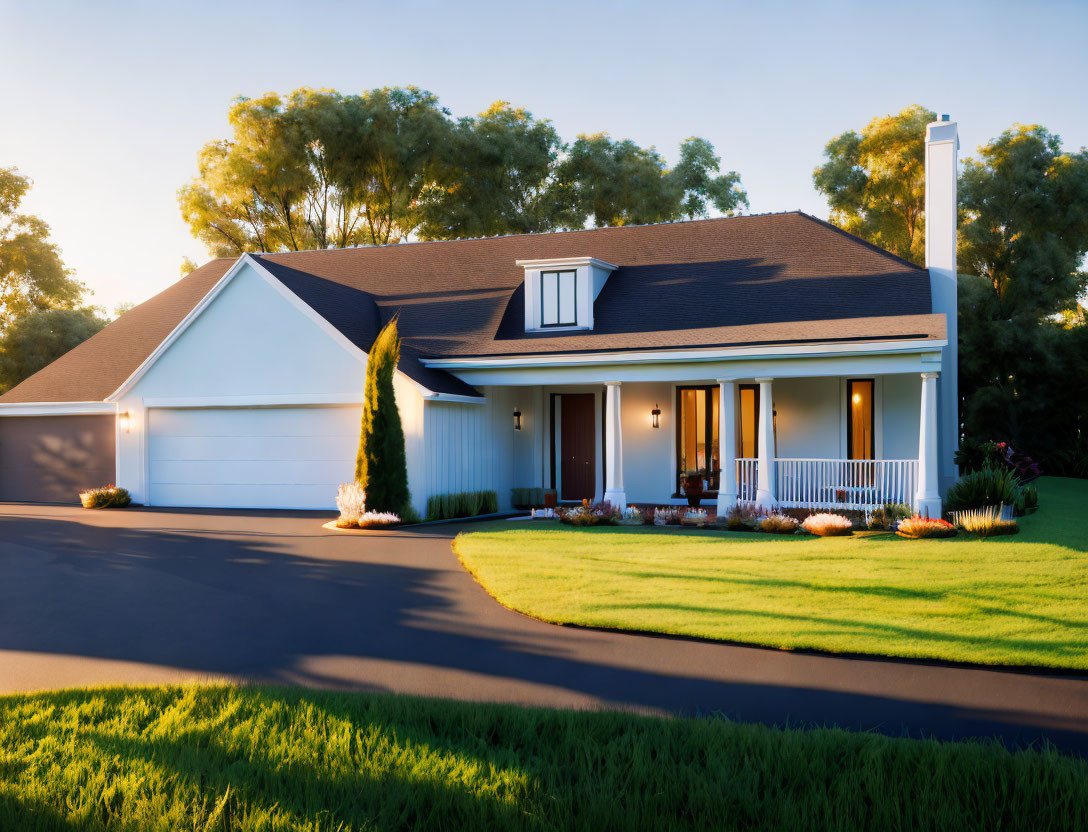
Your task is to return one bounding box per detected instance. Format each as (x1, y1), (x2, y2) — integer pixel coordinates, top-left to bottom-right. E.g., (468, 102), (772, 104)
(517, 256), (617, 332)
(541, 270), (578, 327)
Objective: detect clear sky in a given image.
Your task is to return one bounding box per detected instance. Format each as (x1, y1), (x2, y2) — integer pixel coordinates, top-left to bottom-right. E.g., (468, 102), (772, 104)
(3, 0), (1086, 311)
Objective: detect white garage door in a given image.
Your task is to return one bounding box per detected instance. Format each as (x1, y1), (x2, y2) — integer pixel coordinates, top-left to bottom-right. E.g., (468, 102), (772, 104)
(148, 406), (361, 509)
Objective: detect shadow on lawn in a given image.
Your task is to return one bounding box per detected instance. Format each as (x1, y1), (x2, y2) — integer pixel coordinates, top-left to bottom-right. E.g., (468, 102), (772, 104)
(2, 510), (1088, 755)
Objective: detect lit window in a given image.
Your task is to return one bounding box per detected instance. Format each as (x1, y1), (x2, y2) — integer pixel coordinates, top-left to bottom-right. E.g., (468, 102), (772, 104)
(847, 379), (874, 460)
(738, 384), (759, 458)
(676, 386), (720, 492)
(540, 270), (577, 327)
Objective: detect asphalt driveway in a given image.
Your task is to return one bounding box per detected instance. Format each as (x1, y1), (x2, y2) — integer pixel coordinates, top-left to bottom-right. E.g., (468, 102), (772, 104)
(1, 503), (1087, 754)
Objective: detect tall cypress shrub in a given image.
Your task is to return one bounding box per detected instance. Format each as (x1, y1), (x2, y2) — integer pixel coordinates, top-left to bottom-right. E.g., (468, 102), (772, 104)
(355, 318), (411, 515)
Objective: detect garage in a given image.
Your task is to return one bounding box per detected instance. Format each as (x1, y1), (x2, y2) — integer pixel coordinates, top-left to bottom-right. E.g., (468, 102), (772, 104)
(148, 406), (362, 509)
(0, 414), (116, 503)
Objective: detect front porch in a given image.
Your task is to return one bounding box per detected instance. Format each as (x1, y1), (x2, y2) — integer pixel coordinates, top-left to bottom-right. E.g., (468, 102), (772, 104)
(478, 372), (942, 517)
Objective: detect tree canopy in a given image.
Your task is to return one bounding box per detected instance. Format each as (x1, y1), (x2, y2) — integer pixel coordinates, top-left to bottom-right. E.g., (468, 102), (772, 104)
(0, 167), (86, 333)
(179, 88), (749, 255)
(813, 105), (935, 265)
(0, 307), (107, 393)
(816, 108), (1088, 477)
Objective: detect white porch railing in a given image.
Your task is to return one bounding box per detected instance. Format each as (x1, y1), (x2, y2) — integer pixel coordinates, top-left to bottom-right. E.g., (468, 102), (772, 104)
(735, 458), (918, 511)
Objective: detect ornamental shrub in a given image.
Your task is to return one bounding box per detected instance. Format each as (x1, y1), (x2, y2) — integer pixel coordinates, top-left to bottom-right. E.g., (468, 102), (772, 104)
(79, 485), (131, 509)
(426, 490), (499, 521)
(953, 506), (1019, 538)
(801, 513), (853, 536)
(943, 465), (1021, 513)
(356, 318), (411, 517)
(896, 516), (957, 539)
(759, 514), (800, 534)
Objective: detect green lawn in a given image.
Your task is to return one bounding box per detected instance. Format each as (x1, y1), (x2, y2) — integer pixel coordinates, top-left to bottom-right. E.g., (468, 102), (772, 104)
(2, 684), (1086, 831)
(455, 477), (1088, 670)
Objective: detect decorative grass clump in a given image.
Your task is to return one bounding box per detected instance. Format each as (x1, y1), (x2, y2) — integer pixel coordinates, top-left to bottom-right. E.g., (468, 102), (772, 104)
(2, 684), (1087, 831)
(897, 516), (957, 539)
(759, 513), (800, 534)
(955, 506), (1019, 537)
(78, 485), (131, 509)
(426, 490), (499, 522)
(800, 512), (853, 536)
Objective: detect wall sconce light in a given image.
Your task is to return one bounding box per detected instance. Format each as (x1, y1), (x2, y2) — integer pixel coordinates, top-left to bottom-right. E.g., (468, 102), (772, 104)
(119, 410), (133, 434)
(772, 408), (778, 433)
(513, 408), (522, 431)
(651, 403), (661, 429)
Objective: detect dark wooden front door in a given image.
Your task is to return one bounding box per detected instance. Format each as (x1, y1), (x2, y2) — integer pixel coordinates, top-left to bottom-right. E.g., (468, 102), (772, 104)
(559, 394), (596, 501)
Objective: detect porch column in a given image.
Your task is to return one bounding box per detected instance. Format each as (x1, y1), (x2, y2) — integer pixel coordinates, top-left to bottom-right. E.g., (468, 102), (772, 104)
(755, 378), (776, 509)
(603, 381), (626, 510)
(916, 371), (941, 518)
(716, 379), (737, 516)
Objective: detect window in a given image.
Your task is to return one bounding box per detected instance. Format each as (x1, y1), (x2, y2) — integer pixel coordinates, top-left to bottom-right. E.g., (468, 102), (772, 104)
(847, 379), (874, 460)
(676, 386), (720, 492)
(738, 384), (759, 458)
(540, 270), (577, 327)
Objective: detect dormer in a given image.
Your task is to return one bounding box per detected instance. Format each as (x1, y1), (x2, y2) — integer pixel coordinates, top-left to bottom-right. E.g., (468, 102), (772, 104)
(517, 257), (618, 332)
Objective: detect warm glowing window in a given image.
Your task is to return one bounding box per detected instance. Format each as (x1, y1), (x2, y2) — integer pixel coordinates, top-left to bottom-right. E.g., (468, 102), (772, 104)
(540, 270), (577, 327)
(848, 379), (874, 460)
(738, 384), (759, 458)
(676, 386), (720, 491)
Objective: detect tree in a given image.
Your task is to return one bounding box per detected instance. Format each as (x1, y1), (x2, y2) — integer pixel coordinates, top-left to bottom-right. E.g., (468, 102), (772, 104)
(813, 105), (936, 265)
(355, 318), (411, 516)
(0, 167), (86, 333)
(418, 102), (564, 239)
(552, 133), (680, 228)
(180, 257), (198, 276)
(956, 125), (1088, 475)
(959, 124), (1088, 319)
(178, 87), (451, 256)
(0, 307), (107, 393)
(671, 137), (749, 220)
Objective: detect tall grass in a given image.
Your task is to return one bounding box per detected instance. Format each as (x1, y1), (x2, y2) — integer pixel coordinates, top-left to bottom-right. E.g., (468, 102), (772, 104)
(1, 684), (1085, 831)
(426, 489), (498, 521)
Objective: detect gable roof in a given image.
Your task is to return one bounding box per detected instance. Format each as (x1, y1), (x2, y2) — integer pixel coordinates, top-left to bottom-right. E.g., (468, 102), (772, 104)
(0, 212), (944, 404)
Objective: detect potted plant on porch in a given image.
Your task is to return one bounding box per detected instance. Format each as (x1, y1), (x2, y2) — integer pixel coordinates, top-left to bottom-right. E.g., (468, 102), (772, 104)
(682, 472), (706, 508)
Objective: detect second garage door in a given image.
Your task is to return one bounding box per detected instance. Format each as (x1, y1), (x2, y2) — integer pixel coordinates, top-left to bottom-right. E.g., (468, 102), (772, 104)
(148, 406), (361, 509)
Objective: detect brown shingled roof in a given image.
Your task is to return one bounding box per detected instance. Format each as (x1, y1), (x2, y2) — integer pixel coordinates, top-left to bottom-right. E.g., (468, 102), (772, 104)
(0, 212), (942, 404)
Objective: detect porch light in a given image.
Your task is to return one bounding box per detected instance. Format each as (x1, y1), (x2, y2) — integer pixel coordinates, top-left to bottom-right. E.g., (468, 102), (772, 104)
(773, 408), (777, 433)
(513, 408), (522, 431)
(119, 410), (132, 434)
(651, 403), (661, 429)
(852, 392), (862, 405)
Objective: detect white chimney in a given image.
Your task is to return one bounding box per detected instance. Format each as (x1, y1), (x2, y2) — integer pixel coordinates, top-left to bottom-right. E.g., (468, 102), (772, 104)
(924, 115), (959, 494)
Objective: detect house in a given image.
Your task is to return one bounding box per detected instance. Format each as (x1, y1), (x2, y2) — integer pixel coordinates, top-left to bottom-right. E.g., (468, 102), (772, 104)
(0, 119), (961, 518)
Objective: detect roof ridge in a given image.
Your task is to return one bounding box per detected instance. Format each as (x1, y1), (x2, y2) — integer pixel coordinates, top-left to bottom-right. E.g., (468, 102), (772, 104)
(252, 211), (808, 259)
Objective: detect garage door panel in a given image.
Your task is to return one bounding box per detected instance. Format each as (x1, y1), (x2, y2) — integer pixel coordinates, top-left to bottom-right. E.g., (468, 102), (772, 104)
(150, 483), (338, 510)
(151, 407), (359, 437)
(151, 434), (353, 463)
(150, 459), (351, 487)
(148, 406), (360, 509)
(0, 415), (116, 503)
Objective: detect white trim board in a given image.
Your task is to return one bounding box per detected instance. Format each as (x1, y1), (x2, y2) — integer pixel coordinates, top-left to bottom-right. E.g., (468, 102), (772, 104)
(0, 401), (116, 417)
(421, 339), (949, 370)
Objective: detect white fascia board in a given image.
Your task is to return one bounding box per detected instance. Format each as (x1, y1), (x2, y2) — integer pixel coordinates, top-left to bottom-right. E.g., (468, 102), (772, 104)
(105, 253), (447, 402)
(515, 256), (618, 272)
(420, 392), (486, 404)
(421, 338), (949, 370)
(0, 401), (117, 416)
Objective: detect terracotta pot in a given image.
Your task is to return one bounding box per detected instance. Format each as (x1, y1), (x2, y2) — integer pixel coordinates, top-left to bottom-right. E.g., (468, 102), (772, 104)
(683, 475), (704, 508)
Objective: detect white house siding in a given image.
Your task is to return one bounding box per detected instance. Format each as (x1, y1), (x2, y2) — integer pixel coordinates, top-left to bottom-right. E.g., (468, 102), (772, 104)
(882, 373), (922, 460)
(115, 261), (426, 512)
(772, 377), (842, 459)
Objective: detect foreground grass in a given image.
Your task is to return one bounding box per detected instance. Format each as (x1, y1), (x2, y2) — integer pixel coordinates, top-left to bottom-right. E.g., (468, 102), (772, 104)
(455, 477), (1088, 669)
(1, 684), (1086, 831)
